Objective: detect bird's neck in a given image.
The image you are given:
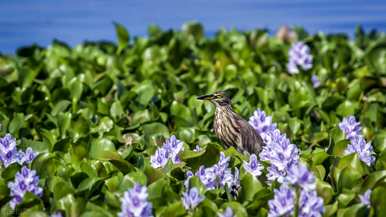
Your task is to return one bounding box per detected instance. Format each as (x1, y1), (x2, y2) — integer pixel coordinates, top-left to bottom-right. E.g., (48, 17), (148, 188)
(215, 105), (235, 117)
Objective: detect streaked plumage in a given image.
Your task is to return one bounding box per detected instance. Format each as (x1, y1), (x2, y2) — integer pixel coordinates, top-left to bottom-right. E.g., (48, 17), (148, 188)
(197, 91), (265, 154)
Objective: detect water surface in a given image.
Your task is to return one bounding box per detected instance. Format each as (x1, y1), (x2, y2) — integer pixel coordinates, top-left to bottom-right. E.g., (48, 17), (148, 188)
(1, 0), (386, 53)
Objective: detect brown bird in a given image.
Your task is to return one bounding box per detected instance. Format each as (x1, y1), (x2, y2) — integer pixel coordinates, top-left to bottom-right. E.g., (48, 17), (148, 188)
(197, 91), (265, 154)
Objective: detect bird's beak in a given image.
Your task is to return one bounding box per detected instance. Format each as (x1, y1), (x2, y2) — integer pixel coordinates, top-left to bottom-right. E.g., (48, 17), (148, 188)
(197, 94), (214, 100)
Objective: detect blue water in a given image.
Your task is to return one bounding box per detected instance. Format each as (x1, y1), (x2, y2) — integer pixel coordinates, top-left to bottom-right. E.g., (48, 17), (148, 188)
(1, 0), (386, 53)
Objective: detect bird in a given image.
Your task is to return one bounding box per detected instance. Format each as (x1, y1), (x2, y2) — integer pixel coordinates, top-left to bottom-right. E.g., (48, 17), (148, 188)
(197, 90), (265, 154)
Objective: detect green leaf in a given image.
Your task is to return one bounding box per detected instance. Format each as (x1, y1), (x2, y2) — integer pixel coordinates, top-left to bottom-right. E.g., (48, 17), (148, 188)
(170, 101), (193, 125)
(372, 184), (386, 216)
(1, 163), (21, 181)
(373, 131), (386, 153)
(9, 113), (25, 136)
(110, 101), (124, 119)
(182, 21), (204, 39)
(311, 148), (329, 165)
(337, 204), (366, 217)
(20, 210), (48, 217)
(56, 194), (85, 217)
(142, 122), (169, 146)
(337, 192), (356, 207)
(201, 199), (218, 215)
(52, 100), (71, 115)
(366, 41), (386, 74)
(333, 154), (368, 192)
(288, 117), (302, 135)
(133, 81), (156, 106)
(114, 22), (129, 52)
(158, 201), (185, 217)
(316, 180), (334, 204)
(22, 139), (49, 152)
(336, 100), (359, 116)
(324, 201), (338, 217)
(69, 77), (83, 101)
(362, 170), (386, 190)
(89, 138), (117, 160)
(0, 179), (9, 201)
(49, 176), (75, 201)
(96, 116), (114, 134)
(239, 174), (263, 202)
(338, 167), (363, 191)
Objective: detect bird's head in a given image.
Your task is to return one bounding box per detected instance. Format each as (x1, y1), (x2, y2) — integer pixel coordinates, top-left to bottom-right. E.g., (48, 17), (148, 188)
(197, 90), (231, 106)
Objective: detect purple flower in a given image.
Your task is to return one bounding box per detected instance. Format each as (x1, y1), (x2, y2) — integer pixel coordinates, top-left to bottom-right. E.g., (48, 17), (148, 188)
(193, 145), (202, 152)
(345, 136), (375, 166)
(196, 152), (239, 192)
(119, 183), (153, 217)
(287, 42), (313, 74)
(286, 163), (316, 191)
(311, 75), (321, 88)
(268, 184), (295, 217)
(299, 190), (324, 217)
(196, 153), (230, 189)
(150, 135), (184, 168)
(7, 166), (43, 209)
(196, 166), (217, 189)
(359, 189), (371, 208)
(248, 109), (277, 142)
(243, 154), (263, 177)
(0, 134), (37, 168)
(260, 130), (299, 182)
(50, 212), (63, 217)
(182, 187), (204, 210)
(18, 148), (37, 165)
(163, 135), (184, 163)
(150, 148), (168, 168)
(339, 116), (362, 140)
(218, 207), (234, 217)
(339, 116), (375, 166)
(0, 134), (19, 168)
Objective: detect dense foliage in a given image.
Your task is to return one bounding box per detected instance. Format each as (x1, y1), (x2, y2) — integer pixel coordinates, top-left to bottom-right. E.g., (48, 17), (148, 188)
(0, 23), (386, 217)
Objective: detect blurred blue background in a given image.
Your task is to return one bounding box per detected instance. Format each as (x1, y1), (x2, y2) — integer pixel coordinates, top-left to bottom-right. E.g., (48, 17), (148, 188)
(1, 0), (386, 53)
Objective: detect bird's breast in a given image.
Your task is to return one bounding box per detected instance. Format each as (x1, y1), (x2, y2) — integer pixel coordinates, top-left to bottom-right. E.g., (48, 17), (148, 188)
(213, 107), (241, 148)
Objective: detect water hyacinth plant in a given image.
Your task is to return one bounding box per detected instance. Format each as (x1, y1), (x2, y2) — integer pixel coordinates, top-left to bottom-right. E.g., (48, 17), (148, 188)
(218, 207), (234, 217)
(345, 136), (376, 166)
(311, 74), (321, 88)
(286, 163), (316, 191)
(339, 116), (362, 140)
(150, 135), (184, 168)
(182, 187), (204, 211)
(298, 190), (324, 217)
(259, 130), (300, 182)
(196, 152), (240, 191)
(0, 23), (385, 216)
(268, 164), (324, 217)
(119, 183), (153, 217)
(251, 109), (324, 216)
(339, 116), (376, 166)
(50, 212), (63, 217)
(248, 109), (277, 142)
(287, 42), (313, 74)
(359, 189), (372, 208)
(243, 154), (263, 177)
(0, 134), (37, 168)
(0, 134), (19, 168)
(268, 184), (295, 217)
(8, 166), (43, 209)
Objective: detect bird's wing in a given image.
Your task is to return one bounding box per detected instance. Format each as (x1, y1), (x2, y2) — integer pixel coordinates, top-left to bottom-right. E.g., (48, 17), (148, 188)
(237, 118), (264, 153)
